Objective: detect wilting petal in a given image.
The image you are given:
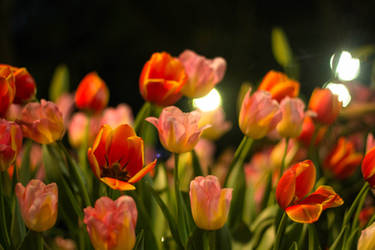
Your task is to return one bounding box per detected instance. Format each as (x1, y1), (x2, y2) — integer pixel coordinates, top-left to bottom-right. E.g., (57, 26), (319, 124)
(285, 203), (323, 224)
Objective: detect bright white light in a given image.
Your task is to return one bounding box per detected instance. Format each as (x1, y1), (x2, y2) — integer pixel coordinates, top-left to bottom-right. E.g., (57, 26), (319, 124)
(325, 83), (351, 107)
(330, 51), (360, 81)
(193, 88), (222, 111)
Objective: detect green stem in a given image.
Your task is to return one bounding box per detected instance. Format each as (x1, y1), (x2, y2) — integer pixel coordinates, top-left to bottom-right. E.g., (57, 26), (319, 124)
(273, 212), (287, 250)
(280, 137), (290, 177)
(36, 232), (44, 250)
(174, 153), (180, 214)
(343, 182), (370, 226)
(203, 230), (216, 250)
(133, 102), (152, 133)
(308, 224), (321, 250)
(0, 172), (10, 248)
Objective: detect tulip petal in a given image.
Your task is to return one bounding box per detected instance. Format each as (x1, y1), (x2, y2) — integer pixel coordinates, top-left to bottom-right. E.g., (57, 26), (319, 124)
(362, 147), (375, 187)
(108, 124), (136, 167)
(128, 159), (157, 184)
(101, 177), (136, 191)
(294, 160), (316, 201)
(276, 168), (296, 209)
(285, 203), (323, 223)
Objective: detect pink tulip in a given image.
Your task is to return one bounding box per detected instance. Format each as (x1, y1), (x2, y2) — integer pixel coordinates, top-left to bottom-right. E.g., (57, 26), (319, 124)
(68, 112), (101, 148)
(83, 196), (137, 250)
(189, 175), (232, 230)
(239, 90), (282, 139)
(101, 104), (134, 128)
(0, 119), (23, 171)
(146, 106), (209, 153)
(179, 50), (226, 98)
(20, 99), (65, 144)
(54, 237), (76, 250)
(367, 133), (375, 153)
(56, 93), (75, 126)
(15, 179), (58, 232)
(276, 97), (305, 138)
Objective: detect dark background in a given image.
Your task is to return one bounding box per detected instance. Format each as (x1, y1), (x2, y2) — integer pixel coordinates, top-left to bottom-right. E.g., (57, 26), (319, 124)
(1, 0), (375, 147)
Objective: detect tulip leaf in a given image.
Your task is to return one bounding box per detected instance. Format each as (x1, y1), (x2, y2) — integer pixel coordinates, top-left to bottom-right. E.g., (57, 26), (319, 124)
(329, 225), (348, 250)
(185, 227), (203, 250)
(250, 205), (277, 232)
(344, 228), (360, 250)
(249, 218), (273, 249)
(289, 241), (298, 250)
(19, 140), (32, 186)
(10, 197), (26, 249)
(215, 225), (232, 250)
(271, 27), (293, 68)
(191, 150), (203, 177)
(232, 221), (251, 243)
(134, 230), (144, 250)
(307, 224), (321, 250)
(49, 64), (69, 102)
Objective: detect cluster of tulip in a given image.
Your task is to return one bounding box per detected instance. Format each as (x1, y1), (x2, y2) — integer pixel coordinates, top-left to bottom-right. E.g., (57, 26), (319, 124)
(1, 49), (375, 250)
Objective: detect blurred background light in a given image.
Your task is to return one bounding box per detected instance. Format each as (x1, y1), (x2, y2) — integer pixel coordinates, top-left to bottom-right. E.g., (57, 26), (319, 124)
(193, 88), (222, 111)
(325, 82), (352, 107)
(330, 51), (360, 81)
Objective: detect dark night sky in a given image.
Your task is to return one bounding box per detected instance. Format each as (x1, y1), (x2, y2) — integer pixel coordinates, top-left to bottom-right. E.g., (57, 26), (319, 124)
(1, 0), (375, 147)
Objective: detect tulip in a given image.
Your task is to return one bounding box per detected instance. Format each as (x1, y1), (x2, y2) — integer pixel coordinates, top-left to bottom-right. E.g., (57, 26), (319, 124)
(361, 146), (375, 188)
(2, 65), (36, 104)
(83, 196), (137, 250)
(139, 52), (187, 106)
(101, 104), (134, 128)
(358, 222), (375, 250)
(146, 106), (208, 153)
(68, 112), (101, 148)
(178, 50), (226, 98)
(324, 137), (363, 179)
(257, 70), (300, 102)
(0, 119), (23, 171)
(276, 160), (343, 223)
(276, 97), (305, 138)
(308, 88), (342, 125)
(87, 124), (157, 190)
(298, 116), (327, 146)
(54, 237), (76, 250)
(15, 179), (58, 232)
(198, 107), (232, 140)
(0, 65), (16, 117)
(20, 100), (65, 144)
(75, 72), (109, 113)
(239, 89), (282, 139)
(56, 93), (74, 126)
(189, 175), (232, 230)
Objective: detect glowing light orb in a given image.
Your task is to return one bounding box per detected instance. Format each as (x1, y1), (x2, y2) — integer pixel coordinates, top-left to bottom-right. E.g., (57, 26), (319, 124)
(325, 82), (351, 107)
(193, 88), (222, 111)
(330, 51), (360, 81)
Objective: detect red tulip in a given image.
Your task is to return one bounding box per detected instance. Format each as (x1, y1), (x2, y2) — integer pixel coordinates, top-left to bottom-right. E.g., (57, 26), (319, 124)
(308, 88), (342, 125)
(298, 116), (327, 146)
(0, 65), (16, 117)
(361, 146), (375, 188)
(4, 65), (36, 104)
(0, 119), (23, 171)
(88, 124), (157, 190)
(139, 52), (187, 106)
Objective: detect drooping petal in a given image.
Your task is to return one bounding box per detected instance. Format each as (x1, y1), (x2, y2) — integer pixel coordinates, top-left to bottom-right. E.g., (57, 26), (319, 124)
(285, 203), (323, 223)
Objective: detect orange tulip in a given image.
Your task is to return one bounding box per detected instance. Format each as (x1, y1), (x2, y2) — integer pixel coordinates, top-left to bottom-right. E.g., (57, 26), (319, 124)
(15, 179), (58, 232)
(139, 52), (187, 106)
(0, 65), (16, 117)
(20, 100), (65, 144)
(298, 116), (327, 146)
(361, 146), (375, 188)
(276, 160), (343, 223)
(88, 124), (157, 190)
(324, 137), (363, 179)
(0, 65), (36, 104)
(308, 88), (342, 125)
(0, 119), (23, 171)
(258, 70), (299, 102)
(75, 72), (109, 113)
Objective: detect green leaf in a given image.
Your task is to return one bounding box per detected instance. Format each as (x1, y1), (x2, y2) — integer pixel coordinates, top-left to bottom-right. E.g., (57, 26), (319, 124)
(185, 227), (202, 250)
(10, 198), (26, 249)
(191, 150), (203, 177)
(307, 224), (321, 250)
(289, 241), (298, 250)
(271, 27), (293, 67)
(231, 221), (251, 243)
(216, 225), (232, 250)
(19, 140), (32, 186)
(134, 230), (144, 250)
(49, 64), (69, 101)
(329, 225), (348, 250)
(249, 218), (273, 249)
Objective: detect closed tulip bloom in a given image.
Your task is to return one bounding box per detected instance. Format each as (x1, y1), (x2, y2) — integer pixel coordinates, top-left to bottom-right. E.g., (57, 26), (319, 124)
(146, 106), (208, 153)
(178, 50), (226, 98)
(239, 90), (282, 139)
(298, 116), (327, 146)
(0, 65), (16, 117)
(308, 88), (342, 125)
(276, 97), (305, 138)
(15, 179), (58, 232)
(258, 70), (300, 102)
(84, 196), (137, 250)
(276, 160), (343, 223)
(361, 146), (375, 188)
(88, 124), (157, 190)
(20, 100), (65, 144)
(139, 52), (187, 106)
(0, 65), (36, 104)
(190, 175), (232, 230)
(101, 104), (134, 128)
(0, 119), (23, 171)
(324, 137), (363, 179)
(75, 72), (109, 113)
(358, 222), (375, 250)
(198, 107), (232, 140)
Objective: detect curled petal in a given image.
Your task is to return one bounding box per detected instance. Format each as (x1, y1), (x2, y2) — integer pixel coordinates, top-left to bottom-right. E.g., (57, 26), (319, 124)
(285, 203), (323, 224)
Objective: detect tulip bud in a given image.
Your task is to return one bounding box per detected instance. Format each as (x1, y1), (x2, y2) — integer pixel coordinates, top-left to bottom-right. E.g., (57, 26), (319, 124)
(178, 50), (226, 98)
(84, 196), (137, 250)
(189, 175), (232, 230)
(20, 100), (65, 144)
(146, 106), (209, 153)
(358, 222), (375, 250)
(258, 70), (300, 102)
(361, 146), (375, 188)
(75, 72), (109, 113)
(239, 90), (282, 139)
(308, 88), (342, 125)
(298, 116), (327, 146)
(276, 97), (305, 138)
(15, 179), (58, 232)
(0, 119), (23, 171)
(12, 67), (36, 104)
(100, 104), (134, 128)
(0, 65), (16, 117)
(139, 52), (187, 106)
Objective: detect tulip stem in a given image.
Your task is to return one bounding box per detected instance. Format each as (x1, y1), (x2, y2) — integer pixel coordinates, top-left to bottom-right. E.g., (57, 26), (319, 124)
(134, 102), (152, 133)
(280, 137), (289, 177)
(203, 230), (216, 250)
(273, 212), (287, 250)
(0, 172), (10, 248)
(35, 231), (44, 250)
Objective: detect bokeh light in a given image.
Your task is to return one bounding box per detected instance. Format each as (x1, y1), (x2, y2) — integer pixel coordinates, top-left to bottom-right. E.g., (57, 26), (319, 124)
(330, 51), (360, 81)
(325, 82), (351, 107)
(193, 88), (222, 111)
